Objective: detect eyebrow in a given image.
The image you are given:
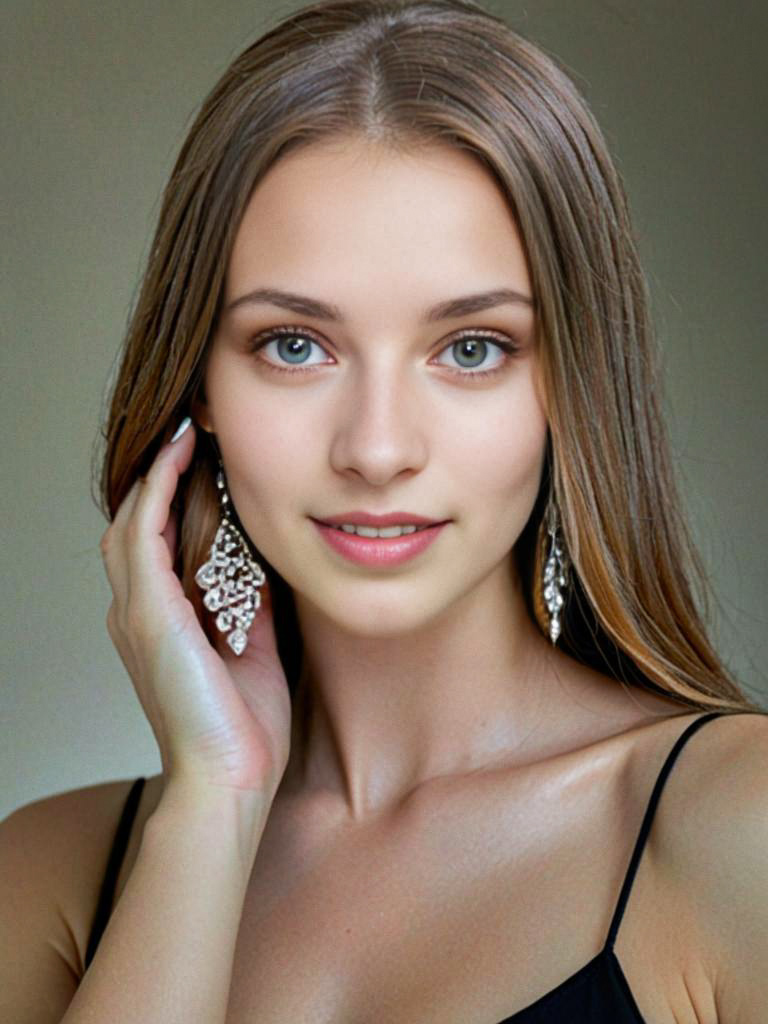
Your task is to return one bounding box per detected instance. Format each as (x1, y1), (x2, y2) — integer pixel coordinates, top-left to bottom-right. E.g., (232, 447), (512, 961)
(223, 286), (535, 322)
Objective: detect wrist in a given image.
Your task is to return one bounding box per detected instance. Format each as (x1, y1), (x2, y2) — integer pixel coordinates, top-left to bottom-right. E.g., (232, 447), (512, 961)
(150, 774), (273, 867)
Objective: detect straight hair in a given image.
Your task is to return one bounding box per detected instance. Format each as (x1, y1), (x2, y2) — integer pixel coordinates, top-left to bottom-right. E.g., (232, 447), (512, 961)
(98, 0), (762, 714)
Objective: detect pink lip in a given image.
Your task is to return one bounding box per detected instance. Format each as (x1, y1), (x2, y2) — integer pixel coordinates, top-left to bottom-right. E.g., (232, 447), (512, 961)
(311, 518), (448, 567)
(318, 510), (444, 528)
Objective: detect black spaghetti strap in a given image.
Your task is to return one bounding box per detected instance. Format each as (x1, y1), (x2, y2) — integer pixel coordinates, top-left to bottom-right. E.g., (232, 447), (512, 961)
(603, 712), (727, 951)
(84, 776), (146, 970)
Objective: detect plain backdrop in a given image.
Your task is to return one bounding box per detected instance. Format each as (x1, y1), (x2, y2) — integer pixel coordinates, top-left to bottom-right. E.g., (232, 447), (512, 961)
(2, 0), (766, 819)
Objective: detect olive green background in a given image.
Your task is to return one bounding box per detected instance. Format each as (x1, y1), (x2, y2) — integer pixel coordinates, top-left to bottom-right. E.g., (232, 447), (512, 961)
(2, 0), (766, 818)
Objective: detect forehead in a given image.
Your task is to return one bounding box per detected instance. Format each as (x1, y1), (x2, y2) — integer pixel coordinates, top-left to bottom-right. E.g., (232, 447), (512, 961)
(225, 139), (531, 304)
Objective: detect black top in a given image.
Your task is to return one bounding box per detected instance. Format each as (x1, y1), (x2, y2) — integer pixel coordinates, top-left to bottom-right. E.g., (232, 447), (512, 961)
(83, 711), (750, 1020)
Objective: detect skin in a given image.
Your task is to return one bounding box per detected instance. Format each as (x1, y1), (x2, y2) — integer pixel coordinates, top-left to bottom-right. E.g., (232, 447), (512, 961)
(134, 136), (767, 1022)
(193, 136), (682, 823)
(9, 136), (767, 1024)
(185, 138), (745, 1021)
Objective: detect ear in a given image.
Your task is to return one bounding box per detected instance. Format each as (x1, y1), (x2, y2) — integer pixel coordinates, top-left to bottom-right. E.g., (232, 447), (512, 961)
(191, 391), (214, 434)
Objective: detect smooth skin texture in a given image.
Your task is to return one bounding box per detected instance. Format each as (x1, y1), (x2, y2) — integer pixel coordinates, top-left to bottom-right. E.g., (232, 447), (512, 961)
(99, 428), (292, 795)
(196, 137), (582, 817)
(2, 138), (767, 1024)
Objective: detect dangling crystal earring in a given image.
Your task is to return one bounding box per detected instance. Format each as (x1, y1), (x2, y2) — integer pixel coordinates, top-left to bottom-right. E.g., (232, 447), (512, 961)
(542, 495), (569, 645)
(194, 462), (266, 656)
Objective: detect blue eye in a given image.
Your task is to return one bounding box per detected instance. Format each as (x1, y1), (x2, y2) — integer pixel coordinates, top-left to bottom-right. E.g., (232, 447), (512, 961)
(434, 335), (516, 377)
(248, 326), (519, 379)
(251, 330), (330, 372)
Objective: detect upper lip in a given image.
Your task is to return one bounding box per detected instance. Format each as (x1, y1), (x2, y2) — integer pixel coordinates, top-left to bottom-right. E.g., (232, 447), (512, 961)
(313, 511), (449, 527)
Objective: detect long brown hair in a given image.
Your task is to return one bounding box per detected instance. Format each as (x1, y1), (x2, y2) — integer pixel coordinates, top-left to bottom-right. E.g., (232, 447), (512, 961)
(97, 0), (762, 713)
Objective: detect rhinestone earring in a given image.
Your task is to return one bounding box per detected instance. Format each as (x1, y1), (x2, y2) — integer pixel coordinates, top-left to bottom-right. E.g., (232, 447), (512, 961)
(194, 462), (266, 656)
(542, 495), (569, 645)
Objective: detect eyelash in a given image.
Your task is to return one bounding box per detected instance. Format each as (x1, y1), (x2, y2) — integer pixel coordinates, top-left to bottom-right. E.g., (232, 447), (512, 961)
(247, 325), (520, 380)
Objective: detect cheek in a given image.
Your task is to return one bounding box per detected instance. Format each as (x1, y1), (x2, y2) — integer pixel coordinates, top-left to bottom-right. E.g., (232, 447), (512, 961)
(442, 387), (548, 508)
(228, 413), (313, 507)
(207, 371), (318, 517)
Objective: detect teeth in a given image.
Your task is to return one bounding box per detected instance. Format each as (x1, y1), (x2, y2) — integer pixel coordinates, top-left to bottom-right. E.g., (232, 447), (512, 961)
(336, 523), (429, 538)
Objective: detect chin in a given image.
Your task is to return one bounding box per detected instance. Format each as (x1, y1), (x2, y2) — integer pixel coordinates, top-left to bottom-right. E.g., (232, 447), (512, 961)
(301, 584), (452, 639)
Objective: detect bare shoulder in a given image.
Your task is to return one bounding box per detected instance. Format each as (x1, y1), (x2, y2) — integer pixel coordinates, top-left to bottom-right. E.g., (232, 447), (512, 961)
(1, 773), (163, 978)
(651, 710), (768, 1023)
(653, 710), (768, 831)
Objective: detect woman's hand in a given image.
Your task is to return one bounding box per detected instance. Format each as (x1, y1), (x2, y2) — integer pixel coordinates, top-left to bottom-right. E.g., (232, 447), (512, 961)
(99, 419), (292, 799)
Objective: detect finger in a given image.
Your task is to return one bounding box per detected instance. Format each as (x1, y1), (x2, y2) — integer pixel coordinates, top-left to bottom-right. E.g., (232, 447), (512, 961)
(128, 421), (197, 585)
(132, 420), (196, 536)
(103, 421), (194, 621)
(100, 478), (144, 607)
(111, 475), (144, 533)
(161, 502), (179, 560)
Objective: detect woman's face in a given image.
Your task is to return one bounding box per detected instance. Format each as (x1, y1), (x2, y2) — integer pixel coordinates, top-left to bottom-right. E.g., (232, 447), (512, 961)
(196, 138), (548, 636)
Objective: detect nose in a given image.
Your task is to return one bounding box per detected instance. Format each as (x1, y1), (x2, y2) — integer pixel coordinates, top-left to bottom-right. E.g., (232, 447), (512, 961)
(328, 358), (428, 486)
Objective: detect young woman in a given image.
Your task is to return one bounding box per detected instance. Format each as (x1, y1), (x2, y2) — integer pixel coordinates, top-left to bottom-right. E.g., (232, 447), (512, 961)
(3, 1), (766, 1021)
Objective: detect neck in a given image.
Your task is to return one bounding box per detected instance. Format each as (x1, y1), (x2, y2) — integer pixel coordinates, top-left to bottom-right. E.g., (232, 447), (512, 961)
(281, 558), (561, 822)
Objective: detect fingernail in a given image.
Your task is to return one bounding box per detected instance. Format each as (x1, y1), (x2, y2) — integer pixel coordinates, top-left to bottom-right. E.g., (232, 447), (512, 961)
(170, 416), (192, 443)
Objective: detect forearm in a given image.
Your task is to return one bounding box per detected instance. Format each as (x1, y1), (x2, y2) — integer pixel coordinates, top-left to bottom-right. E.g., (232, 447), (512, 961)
(61, 782), (271, 1024)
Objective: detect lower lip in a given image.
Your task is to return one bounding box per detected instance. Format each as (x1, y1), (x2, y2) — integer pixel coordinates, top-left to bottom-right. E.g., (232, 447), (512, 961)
(311, 519), (449, 567)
